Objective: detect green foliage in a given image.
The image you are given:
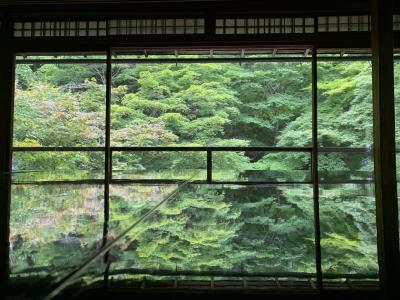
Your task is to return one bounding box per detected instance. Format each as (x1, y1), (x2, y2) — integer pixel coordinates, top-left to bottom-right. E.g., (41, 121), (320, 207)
(10, 59), (383, 279)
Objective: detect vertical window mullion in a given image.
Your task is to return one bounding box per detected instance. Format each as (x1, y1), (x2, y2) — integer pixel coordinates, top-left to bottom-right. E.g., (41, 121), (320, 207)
(207, 150), (212, 183)
(312, 46), (323, 291)
(102, 48), (112, 285)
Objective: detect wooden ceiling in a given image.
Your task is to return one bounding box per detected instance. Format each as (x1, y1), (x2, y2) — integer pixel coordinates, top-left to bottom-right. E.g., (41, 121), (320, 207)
(0, 0), (382, 19)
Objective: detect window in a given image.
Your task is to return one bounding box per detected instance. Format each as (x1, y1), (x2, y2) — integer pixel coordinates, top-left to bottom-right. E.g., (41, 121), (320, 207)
(317, 57), (377, 277)
(10, 55), (107, 278)
(9, 49), (378, 289)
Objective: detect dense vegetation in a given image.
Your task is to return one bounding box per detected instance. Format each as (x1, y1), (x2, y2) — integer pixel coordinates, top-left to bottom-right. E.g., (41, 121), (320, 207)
(10, 56), (399, 281)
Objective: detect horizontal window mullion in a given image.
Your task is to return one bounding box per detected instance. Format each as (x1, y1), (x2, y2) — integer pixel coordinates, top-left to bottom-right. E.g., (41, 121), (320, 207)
(110, 146), (312, 152)
(15, 56), (380, 65)
(109, 179), (312, 185)
(11, 179), (105, 185)
(12, 147), (105, 152)
(108, 268), (378, 279)
(12, 147), (374, 153)
(318, 147), (371, 153)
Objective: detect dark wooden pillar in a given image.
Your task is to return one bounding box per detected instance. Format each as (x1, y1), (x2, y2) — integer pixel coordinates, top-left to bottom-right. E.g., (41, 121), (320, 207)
(0, 17), (15, 291)
(371, 0), (400, 298)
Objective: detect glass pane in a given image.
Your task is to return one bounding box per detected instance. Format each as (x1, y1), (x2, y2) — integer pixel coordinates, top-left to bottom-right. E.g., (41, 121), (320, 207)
(320, 184), (378, 275)
(213, 151), (311, 182)
(12, 151), (104, 182)
(112, 151), (206, 180)
(111, 61), (311, 147)
(14, 57), (106, 147)
(317, 60), (373, 148)
(108, 184), (315, 278)
(318, 152), (373, 183)
(10, 184), (104, 277)
(318, 57), (377, 278)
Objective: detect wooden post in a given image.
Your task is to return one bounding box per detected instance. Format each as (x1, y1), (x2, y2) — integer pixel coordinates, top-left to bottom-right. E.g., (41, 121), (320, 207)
(0, 17), (15, 291)
(371, 0), (400, 298)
